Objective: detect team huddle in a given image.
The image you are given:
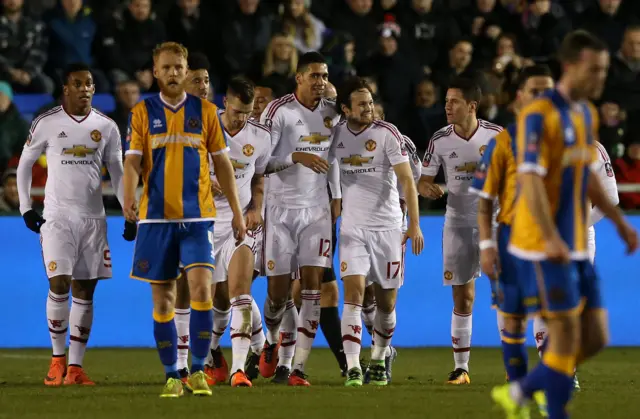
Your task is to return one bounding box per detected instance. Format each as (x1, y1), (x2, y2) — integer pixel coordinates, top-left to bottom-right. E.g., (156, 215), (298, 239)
(15, 29), (639, 418)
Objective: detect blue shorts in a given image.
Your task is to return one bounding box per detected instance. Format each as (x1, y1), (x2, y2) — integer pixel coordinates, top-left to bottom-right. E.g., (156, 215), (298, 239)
(131, 221), (215, 283)
(499, 224), (541, 317)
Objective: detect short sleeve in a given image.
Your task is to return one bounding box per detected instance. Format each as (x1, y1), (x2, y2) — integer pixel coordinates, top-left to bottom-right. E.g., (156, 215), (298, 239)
(206, 104), (229, 155)
(260, 99), (284, 151)
(104, 123), (123, 163)
(125, 104), (146, 156)
(470, 137), (502, 199)
(22, 114), (50, 157)
(254, 137), (270, 175)
(384, 127), (409, 166)
(516, 104), (549, 176)
(421, 133), (442, 176)
(403, 136), (422, 181)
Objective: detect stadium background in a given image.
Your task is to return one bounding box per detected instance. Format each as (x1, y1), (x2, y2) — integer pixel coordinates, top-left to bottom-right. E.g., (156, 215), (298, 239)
(1, 0), (640, 349)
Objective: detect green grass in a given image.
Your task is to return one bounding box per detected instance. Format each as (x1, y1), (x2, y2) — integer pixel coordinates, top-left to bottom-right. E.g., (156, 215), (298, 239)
(0, 348), (638, 419)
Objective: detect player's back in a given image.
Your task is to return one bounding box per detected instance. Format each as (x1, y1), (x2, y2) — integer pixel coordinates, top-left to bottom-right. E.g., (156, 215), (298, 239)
(509, 90), (597, 260)
(128, 94), (224, 222)
(422, 120), (502, 226)
(211, 119), (271, 222)
(332, 120), (406, 229)
(26, 106), (121, 219)
(260, 94), (340, 208)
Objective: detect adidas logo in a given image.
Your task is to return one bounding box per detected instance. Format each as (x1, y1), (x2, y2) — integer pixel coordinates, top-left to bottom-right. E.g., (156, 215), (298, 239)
(57, 131), (67, 138)
(296, 119), (304, 126)
(153, 118), (163, 129)
(337, 142), (345, 149)
(449, 151), (458, 159)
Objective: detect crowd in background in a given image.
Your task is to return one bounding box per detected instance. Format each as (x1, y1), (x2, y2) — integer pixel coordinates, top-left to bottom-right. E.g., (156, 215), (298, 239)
(1, 0), (640, 212)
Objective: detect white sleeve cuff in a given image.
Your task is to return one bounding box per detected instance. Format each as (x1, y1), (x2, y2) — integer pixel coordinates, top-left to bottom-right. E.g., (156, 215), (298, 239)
(125, 150), (143, 156)
(210, 147), (230, 156)
(468, 187), (496, 200)
(518, 162), (547, 177)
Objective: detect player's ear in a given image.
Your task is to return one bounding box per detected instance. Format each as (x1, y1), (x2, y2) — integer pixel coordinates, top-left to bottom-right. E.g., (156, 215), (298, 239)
(223, 96), (227, 109)
(152, 65), (158, 80)
(295, 71), (303, 86)
(340, 103), (349, 116)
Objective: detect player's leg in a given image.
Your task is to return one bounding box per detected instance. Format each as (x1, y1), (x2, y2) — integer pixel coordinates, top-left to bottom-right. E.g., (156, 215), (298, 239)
(174, 273), (191, 382)
(533, 316), (548, 357)
(291, 275), (302, 308)
(288, 205), (334, 385)
(577, 260), (608, 365)
(361, 284), (376, 383)
(206, 281), (231, 384)
(245, 273), (265, 380)
(65, 279), (98, 385)
(273, 286), (298, 383)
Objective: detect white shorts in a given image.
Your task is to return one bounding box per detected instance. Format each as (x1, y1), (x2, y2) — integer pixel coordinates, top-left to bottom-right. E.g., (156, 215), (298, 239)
(264, 204), (332, 276)
(442, 224), (480, 286)
(212, 222), (258, 283)
(40, 217), (111, 280)
(588, 226), (595, 264)
(339, 225), (404, 290)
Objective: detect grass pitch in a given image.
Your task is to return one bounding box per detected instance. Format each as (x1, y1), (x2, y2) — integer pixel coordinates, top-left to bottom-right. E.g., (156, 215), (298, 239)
(0, 347), (638, 419)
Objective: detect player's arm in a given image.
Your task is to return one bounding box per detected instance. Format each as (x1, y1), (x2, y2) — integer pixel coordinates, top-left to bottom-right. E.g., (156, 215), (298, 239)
(246, 146), (268, 231)
(328, 156), (342, 224)
(123, 109), (145, 222)
(17, 125), (47, 232)
(104, 124), (125, 208)
(589, 144), (619, 226)
(418, 135), (444, 199)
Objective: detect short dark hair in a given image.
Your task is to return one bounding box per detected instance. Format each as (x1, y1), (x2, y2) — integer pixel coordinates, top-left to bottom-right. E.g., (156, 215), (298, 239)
(336, 77), (373, 116)
(558, 30), (607, 64)
(188, 52), (210, 71)
(517, 64), (553, 90)
(227, 76), (255, 104)
(63, 63), (92, 85)
(296, 51), (326, 74)
(448, 77), (482, 103)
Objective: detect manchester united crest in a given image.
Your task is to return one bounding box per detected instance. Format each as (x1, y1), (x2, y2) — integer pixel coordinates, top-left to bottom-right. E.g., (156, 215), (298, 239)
(324, 117), (333, 129)
(341, 261), (347, 272)
(479, 145), (487, 156)
(242, 144), (255, 157)
(267, 260), (275, 271)
(444, 271), (453, 281)
(48, 261), (57, 272)
(365, 139), (376, 152)
(90, 130), (102, 142)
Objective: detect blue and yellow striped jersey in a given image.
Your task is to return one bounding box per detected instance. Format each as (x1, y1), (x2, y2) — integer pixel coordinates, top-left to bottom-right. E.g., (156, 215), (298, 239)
(469, 124), (517, 225)
(126, 94), (228, 222)
(508, 89), (598, 260)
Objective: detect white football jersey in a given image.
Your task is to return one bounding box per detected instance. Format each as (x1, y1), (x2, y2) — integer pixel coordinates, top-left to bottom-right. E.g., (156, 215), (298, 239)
(330, 120), (408, 230)
(421, 120), (502, 227)
(397, 135), (422, 200)
(589, 141), (618, 226)
(211, 118), (271, 222)
(19, 106), (122, 219)
(260, 94), (340, 208)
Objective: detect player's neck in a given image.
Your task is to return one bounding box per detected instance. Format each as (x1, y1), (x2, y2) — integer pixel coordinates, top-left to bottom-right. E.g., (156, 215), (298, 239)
(454, 117), (478, 139)
(347, 119), (371, 133)
(63, 104), (90, 117)
(556, 79), (582, 103)
(220, 113), (241, 136)
(160, 91), (186, 107)
(295, 90), (320, 110)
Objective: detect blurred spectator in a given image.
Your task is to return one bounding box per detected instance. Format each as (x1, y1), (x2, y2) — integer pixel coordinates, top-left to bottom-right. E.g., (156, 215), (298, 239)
(408, 78), (446, 150)
(360, 22), (419, 130)
(219, 0), (274, 83)
(614, 135), (640, 209)
(374, 0), (403, 21)
(0, 82), (29, 174)
(108, 80), (140, 142)
(362, 75), (379, 96)
(279, 0), (326, 54)
(606, 25), (640, 112)
(521, 0), (571, 59)
(476, 71), (503, 123)
(323, 31), (357, 87)
(261, 33), (297, 97)
(491, 33), (533, 76)
(458, 0), (504, 66)
(333, 0), (379, 64)
(433, 38), (474, 97)
(252, 85), (274, 120)
(0, 0), (54, 93)
(399, 0), (461, 76)
(580, 0), (636, 53)
(599, 100), (627, 158)
(100, 0), (166, 91)
(45, 0), (110, 93)
(0, 167), (19, 212)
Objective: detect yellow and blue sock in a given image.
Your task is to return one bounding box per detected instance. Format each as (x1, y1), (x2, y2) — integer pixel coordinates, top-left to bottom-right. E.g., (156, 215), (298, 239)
(541, 352), (575, 419)
(190, 300), (213, 373)
(153, 311), (179, 380)
(501, 330), (528, 381)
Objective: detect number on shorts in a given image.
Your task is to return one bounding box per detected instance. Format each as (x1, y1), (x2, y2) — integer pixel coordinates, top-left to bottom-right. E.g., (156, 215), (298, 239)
(318, 238), (331, 258)
(386, 261), (401, 279)
(104, 249), (112, 268)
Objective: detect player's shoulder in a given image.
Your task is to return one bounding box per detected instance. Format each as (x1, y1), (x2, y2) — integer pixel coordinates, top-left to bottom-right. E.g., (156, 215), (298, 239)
(428, 124), (454, 145)
(130, 99), (149, 116)
(594, 141), (611, 163)
(29, 106), (64, 132)
(372, 120), (403, 142)
(478, 119), (503, 135)
(520, 92), (556, 116)
(198, 96), (218, 113)
(91, 108), (119, 129)
(246, 119), (271, 139)
(402, 134), (417, 151)
(264, 94), (296, 118)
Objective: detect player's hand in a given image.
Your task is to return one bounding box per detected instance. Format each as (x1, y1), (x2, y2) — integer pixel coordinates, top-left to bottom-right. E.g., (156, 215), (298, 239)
(331, 198), (341, 224)
(480, 247), (500, 281)
(403, 222), (424, 255)
(418, 181), (444, 199)
(211, 180), (223, 197)
(244, 207), (263, 231)
(292, 152), (329, 174)
(122, 220), (137, 242)
(123, 200), (139, 223)
(545, 235), (570, 264)
(22, 209), (45, 233)
(615, 220), (639, 255)
(232, 213), (247, 246)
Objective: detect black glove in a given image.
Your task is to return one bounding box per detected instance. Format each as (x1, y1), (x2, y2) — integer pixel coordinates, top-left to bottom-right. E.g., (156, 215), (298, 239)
(22, 209), (45, 233)
(123, 220), (137, 241)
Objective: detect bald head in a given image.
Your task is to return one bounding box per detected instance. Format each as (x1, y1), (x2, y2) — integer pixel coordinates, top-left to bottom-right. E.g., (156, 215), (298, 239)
(325, 82), (337, 101)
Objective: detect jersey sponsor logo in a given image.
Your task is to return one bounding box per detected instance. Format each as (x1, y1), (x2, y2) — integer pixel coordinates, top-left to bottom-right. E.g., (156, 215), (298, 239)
(242, 144), (255, 157)
(479, 145), (487, 156)
(455, 162), (477, 180)
(90, 129), (102, 142)
(324, 117), (333, 128)
(230, 159), (248, 171)
(267, 260), (275, 271)
(444, 271), (453, 281)
(365, 139), (376, 152)
(299, 134), (329, 144)
(422, 153), (432, 167)
(187, 117), (201, 129)
(337, 142), (345, 149)
(296, 119), (304, 126)
(605, 162), (614, 177)
(58, 131), (68, 139)
(341, 154), (373, 166)
(449, 151), (458, 159)
(340, 261), (347, 272)
(151, 134), (202, 148)
(62, 145), (97, 157)
(48, 261), (57, 272)
(153, 118), (163, 129)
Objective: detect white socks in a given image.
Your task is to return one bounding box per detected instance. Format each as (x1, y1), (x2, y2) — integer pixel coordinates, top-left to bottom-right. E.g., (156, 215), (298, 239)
(533, 316), (548, 357)
(210, 306), (231, 351)
(250, 298), (265, 354)
(341, 302), (363, 370)
(263, 298), (286, 345)
(292, 290), (321, 373)
(230, 295), (253, 373)
(46, 291), (70, 357)
(372, 309), (396, 361)
(452, 310), (472, 372)
(68, 298), (94, 367)
(497, 310), (505, 337)
(175, 308), (190, 370)
(277, 300), (298, 369)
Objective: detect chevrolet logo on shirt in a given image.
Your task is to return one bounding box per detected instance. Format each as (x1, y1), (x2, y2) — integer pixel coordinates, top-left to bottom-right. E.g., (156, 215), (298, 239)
(299, 134), (329, 144)
(341, 155), (373, 167)
(455, 162), (477, 173)
(62, 145), (97, 157)
(230, 159), (248, 170)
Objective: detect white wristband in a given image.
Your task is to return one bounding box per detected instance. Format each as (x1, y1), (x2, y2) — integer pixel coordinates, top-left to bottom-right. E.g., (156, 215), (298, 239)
(479, 239), (496, 250)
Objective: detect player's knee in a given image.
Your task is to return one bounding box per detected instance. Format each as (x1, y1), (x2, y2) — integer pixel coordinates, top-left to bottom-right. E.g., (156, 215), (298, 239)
(320, 281), (339, 307)
(49, 275), (72, 295)
(71, 279), (98, 300)
(267, 274), (291, 306)
(363, 285), (375, 307)
(175, 278), (190, 309)
(213, 283), (230, 311)
(151, 283), (175, 315)
(186, 267), (213, 302)
(299, 266), (323, 290)
(503, 316), (527, 335)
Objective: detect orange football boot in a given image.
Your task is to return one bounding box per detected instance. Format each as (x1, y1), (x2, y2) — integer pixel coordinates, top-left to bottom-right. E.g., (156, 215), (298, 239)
(210, 347), (229, 384)
(259, 341), (280, 378)
(288, 369), (310, 387)
(204, 365), (216, 386)
(230, 370), (252, 387)
(44, 356), (66, 386)
(63, 365), (95, 385)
